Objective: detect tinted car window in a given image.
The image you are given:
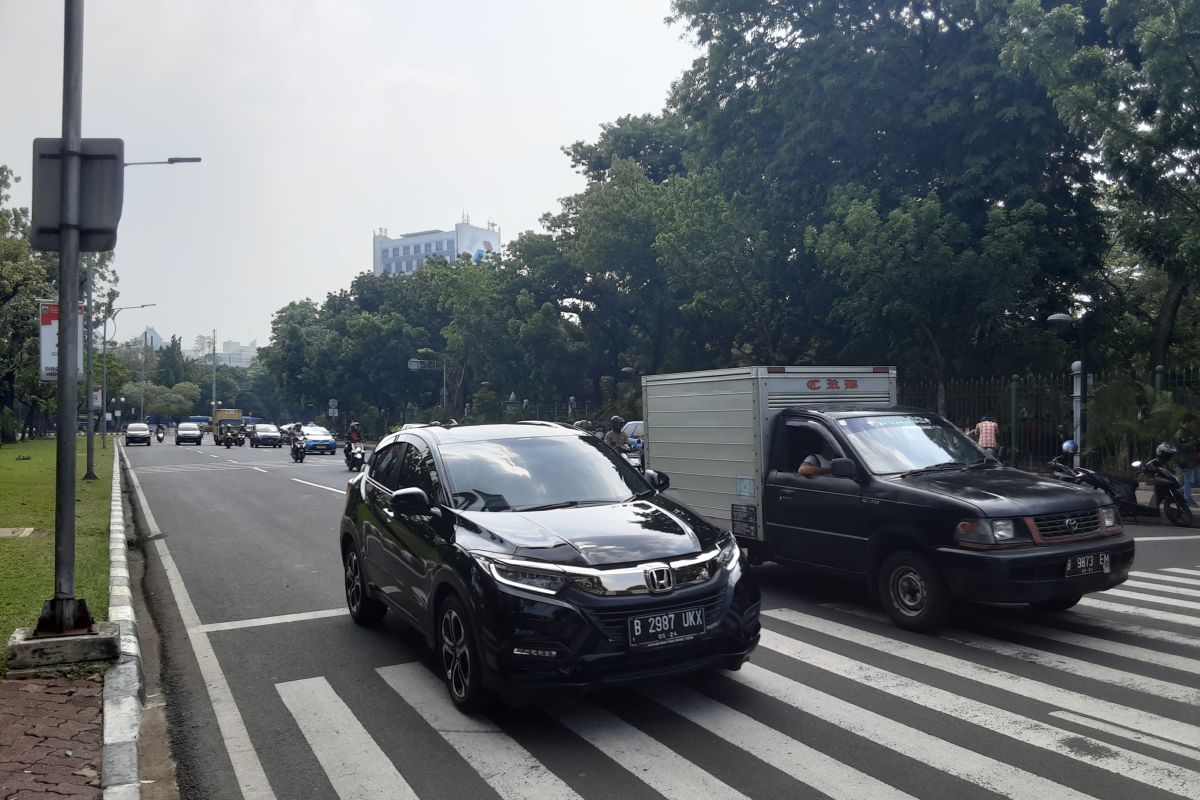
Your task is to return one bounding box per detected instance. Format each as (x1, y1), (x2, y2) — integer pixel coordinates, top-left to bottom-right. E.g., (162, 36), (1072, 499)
(369, 443), (405, 491)
(440, 434), (648, 512)
(396, 439), (441, 501)
(838, 414), (983, 473)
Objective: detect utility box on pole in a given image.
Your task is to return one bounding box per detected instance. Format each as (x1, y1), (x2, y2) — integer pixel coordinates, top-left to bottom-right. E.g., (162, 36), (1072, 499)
(31, 137), (124, 253)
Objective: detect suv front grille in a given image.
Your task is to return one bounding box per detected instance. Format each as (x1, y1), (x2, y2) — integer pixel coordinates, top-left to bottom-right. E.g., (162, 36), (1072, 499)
(582, 586), (728, 645)
(1034, 509), (1101, 539)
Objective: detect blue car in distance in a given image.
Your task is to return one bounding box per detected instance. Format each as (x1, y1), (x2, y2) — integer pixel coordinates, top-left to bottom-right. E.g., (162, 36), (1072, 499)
(302, 425), (337, 455)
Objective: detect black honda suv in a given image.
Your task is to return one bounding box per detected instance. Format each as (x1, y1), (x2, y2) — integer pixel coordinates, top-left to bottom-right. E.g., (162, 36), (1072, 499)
(339, 422), (760, 710)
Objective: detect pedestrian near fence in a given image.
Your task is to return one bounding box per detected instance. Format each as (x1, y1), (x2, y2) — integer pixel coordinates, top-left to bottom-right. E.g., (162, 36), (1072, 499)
(969, 415), (999, 458)
(1175, 414), (1199, 507)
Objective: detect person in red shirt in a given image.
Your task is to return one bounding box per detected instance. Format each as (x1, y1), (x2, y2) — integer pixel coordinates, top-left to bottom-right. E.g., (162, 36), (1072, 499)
(969, 415), (999, 458)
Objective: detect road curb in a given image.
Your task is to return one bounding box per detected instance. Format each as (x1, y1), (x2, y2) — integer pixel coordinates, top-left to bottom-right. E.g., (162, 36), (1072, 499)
(104, 444), (141, 799)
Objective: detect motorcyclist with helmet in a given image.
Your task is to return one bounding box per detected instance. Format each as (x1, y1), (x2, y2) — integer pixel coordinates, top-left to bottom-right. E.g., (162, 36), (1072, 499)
(604, 416), (629, 450)
(1149, 442), (1178, 511)
(344, 421), (364, 459)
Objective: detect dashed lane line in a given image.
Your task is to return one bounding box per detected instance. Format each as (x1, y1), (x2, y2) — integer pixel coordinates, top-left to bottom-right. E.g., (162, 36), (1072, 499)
(290, 478), (346, 494)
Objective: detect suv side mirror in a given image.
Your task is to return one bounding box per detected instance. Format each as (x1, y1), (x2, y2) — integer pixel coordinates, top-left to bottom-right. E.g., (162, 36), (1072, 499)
(390, 487), (431, 513)
(830, 458), (858, 479)
(645, 470), (670, 491)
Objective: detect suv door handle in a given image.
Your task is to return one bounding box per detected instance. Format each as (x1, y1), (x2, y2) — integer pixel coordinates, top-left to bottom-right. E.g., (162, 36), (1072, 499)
(778, 488), (794, 499)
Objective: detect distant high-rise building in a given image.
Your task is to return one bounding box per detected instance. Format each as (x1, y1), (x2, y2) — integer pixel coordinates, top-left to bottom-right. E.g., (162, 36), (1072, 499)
(372, 220), (501, 276)
(142, 326), (165, 349)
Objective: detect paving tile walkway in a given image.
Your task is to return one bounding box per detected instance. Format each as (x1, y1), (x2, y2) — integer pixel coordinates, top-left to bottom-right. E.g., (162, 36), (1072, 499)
(0, 675), (102, 800)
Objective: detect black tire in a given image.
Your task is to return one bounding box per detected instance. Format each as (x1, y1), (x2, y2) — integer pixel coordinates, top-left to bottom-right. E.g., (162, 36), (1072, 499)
(343, 540), (386, 626)
(175, 440), (180, 446)
(877, 550), (950, 632)
(1163, 496), (1193, 527)
(1031, 593), (1083, 612)
(436, 595), (492, 712)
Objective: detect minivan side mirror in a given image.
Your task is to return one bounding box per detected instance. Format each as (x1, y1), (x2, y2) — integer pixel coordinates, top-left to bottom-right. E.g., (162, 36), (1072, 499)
(645, 470), (671, 492)
(390, 487), (431, 513)
(830, 458), (858, 479)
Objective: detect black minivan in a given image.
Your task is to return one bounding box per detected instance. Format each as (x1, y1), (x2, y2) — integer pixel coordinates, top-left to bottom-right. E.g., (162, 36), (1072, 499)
(339, 422), (760, 710)
(755, 406), (1134, 630)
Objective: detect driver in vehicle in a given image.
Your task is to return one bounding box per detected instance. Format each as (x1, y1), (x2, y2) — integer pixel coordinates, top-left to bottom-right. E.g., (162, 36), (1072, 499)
(798, 439), (841, 477)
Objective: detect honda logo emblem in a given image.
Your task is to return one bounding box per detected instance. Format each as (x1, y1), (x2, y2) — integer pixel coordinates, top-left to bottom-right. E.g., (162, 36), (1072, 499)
(644, 566), (674, 594)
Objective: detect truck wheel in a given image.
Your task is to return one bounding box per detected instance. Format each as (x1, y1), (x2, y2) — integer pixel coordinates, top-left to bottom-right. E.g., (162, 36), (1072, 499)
(877, 550), (949, 632)
(1031, 593), (1082, 612)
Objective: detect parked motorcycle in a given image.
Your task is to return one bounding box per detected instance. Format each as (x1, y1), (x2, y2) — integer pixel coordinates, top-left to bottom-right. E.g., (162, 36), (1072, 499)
(291, 438), (306, 463)
(1046, 440), (1193, 527)
(345, 442), (365, 472)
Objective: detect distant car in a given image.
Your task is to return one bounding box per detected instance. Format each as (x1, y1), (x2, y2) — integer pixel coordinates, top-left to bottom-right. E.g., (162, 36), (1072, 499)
(175, 422), (203, 446)
(125, 423), (151, 446)
(249, 423), (282, 448)
(301, 425), (336, 454)
(622, 420), (644, 442)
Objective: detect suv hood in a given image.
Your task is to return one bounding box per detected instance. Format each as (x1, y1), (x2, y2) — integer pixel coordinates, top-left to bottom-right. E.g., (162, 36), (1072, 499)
(458, 496), (718, 566)
(893, 467), (1110, 516)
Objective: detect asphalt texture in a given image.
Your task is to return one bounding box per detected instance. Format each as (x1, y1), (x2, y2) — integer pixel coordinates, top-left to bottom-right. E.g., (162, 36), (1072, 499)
(124, 438), (1200, 800)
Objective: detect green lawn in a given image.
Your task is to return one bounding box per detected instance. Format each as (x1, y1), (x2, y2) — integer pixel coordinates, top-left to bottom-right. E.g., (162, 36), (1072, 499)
(0, 438), (112, 672)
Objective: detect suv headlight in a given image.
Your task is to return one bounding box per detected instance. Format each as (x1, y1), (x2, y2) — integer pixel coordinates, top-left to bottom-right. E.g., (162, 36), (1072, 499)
(471, 554), (566, 595)
(954, 518), (1021, 545)
(1101, 506), (1119, 528)
(716, 532), (740, 569)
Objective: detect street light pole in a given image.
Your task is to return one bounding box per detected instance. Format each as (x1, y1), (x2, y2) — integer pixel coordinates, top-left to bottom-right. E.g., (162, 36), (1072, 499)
(83, 254), (97, 480)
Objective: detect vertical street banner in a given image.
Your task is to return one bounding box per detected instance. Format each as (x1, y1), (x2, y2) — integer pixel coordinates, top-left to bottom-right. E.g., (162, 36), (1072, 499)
(38, 300), (85, 382)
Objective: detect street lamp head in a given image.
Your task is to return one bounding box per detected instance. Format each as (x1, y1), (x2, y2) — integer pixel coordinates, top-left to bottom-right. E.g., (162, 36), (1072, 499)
(620, 366), (636, 375)
(167, 157), (202, 164)
(1046, 313), (1074, 325)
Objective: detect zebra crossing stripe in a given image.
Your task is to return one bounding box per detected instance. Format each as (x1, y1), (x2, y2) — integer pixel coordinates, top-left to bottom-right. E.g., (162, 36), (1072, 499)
(973, 615), (1200, 675)
(1048, 711), (1200, 762)
(1078, 597), (1200, 630)
(276, 677), (418, 800)
(1163, 568), (1200, 577)
(550, 704), (751, 800)
(376, 664), (582, 800)
(1129, 570), (1200, 587)
(762, 609), (1200, 746)
(645, 683), (917, 800)
(1124, 579), (1200, 599)
(729, 663), (1095, 800)
(756, 627), (1200, 798)
(1104, 588), (1200, 611)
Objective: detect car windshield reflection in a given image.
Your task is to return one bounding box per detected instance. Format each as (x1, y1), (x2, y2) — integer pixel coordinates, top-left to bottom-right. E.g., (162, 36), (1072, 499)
(838, 414), (984, 474)
(441, 435), (646, 512)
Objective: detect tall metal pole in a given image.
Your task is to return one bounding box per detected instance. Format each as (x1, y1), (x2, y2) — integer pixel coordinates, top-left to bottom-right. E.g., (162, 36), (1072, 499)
(83, 253), (96, 479)
(38, 0), (93, 635)
(211, 328), (217, 419)
(100, 313), (107, 449)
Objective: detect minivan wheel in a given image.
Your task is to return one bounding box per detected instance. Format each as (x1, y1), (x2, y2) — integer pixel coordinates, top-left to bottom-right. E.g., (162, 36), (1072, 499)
(437, 596), (491, 713)
(343, 542), (385, 626)
(1031, 592), (1083, 612)
(878, 550), (949, 632)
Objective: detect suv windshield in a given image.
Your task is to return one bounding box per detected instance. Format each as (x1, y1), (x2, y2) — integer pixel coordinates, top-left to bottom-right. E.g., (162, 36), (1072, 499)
(257, 424), (278, 432)
(440, 434), (649, 512)
(837, 414), (984, 474)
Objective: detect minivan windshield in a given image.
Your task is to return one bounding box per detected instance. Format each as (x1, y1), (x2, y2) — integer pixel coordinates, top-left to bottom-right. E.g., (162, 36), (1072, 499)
(440, 434), (650, 512)
(837, 414), (985, 474)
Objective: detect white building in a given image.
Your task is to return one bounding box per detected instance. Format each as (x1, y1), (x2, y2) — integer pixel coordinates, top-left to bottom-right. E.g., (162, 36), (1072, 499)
(184, 338), (258, 368)
(372, 220), (501, 276)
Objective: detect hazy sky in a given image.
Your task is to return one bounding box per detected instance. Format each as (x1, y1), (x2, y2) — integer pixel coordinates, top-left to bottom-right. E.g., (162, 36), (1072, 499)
(2, 1), (699, 351)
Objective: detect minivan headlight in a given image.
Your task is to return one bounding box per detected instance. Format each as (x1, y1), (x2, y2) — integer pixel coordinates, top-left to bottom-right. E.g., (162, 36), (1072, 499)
(471, 554), (566, 595)
(1101, 506), (1119, 528)
(955, 518), (1021, 545)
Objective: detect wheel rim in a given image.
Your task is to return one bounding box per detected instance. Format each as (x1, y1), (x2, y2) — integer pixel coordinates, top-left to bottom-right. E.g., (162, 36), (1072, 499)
(344, 550), (362, 613)
(889, 566), (928, 617)
(440, 609), (471, 700)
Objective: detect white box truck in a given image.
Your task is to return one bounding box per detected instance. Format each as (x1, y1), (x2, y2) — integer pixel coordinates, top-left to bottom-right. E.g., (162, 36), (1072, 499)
(641, 366), (897, 543)
(640, 365), (1133, 631)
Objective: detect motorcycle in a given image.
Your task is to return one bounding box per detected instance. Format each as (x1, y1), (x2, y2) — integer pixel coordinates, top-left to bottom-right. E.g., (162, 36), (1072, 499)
(1046, 442), (1193, 527)
(155, 429), (165, 443)
(224, 434), (234, 449)
(236, 431), (246, 447)
(1132, 455), (1193, 527)
(345, 441), (365, 472)
(291, 438), (306, 463)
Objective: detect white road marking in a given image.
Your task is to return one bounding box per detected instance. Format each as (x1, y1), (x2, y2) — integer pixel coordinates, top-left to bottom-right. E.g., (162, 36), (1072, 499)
(1104, 588), (1200, 611)
(763, 608), (1200, 745)
(1163, 567), (1200, 577)
(646, 683), (916, 800)
(290, 478), (346, 494)
(1049, 711), (1200, 762)
(253, 467), (268, 473)
(377, 663), (581, 800)
(1125, 579), (1200, 598)
(277, 677), (418, 800)
(758, 626), (1200, 797)
(122, 451), (276, 800)
(1079, 597), (1200, 630)
(1129, 570), (1200, 587)
(823, 602), (1200, 683)
(730, 663), (1096, 800)
(551, 704), (750, 800)
(198, 608), (347, 633)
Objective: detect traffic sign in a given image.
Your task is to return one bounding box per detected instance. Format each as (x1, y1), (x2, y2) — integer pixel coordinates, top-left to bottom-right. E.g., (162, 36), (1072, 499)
(328, 408), (339, 418)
